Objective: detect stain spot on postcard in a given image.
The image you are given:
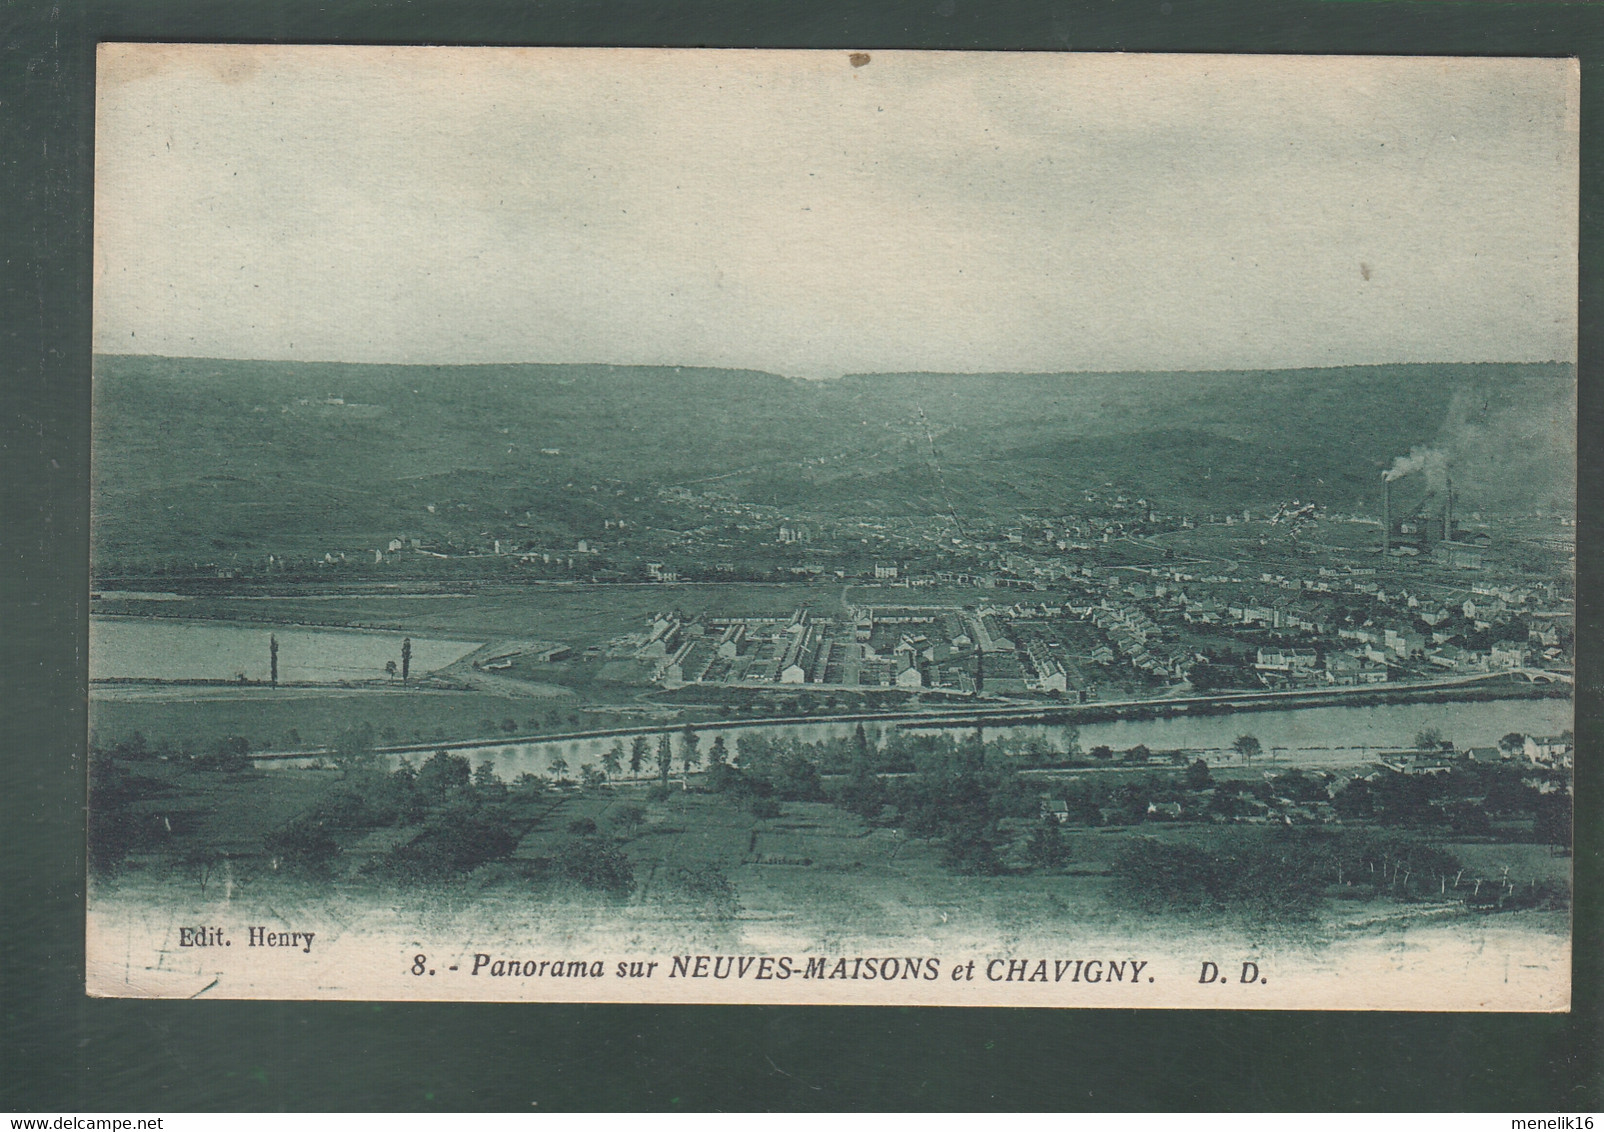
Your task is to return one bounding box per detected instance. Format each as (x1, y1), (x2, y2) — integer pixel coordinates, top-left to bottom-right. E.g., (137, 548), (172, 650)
(850, 53), (871, 68)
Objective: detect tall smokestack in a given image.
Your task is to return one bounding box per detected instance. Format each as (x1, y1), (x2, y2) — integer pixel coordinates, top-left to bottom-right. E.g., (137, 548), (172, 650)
(1383, 478), (1391, 556)
(1445, 471), (1453, 542)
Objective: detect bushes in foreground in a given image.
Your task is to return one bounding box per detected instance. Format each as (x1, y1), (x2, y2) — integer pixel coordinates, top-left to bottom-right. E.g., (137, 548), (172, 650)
(553, 836), (635, 893)
(1110, 830), (1468, 920)
(378, 805), (521, 880)
(1110, 836), (1323, 919)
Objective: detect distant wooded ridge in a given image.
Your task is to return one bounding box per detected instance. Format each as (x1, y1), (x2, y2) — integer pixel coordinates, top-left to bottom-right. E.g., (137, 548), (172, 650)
(90, 354), (1574, 569)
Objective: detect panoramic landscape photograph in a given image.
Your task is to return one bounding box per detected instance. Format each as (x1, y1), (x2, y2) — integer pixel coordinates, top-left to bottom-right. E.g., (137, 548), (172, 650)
(87, 46), (1576, 1006)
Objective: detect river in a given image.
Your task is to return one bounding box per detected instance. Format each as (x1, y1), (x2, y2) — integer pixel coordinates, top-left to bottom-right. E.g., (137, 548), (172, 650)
(373, 697), (1572, 779)
(91, 616), (1570, 775)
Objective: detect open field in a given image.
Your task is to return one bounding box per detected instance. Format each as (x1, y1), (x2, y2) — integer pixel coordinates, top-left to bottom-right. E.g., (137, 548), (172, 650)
(92, 582), (848, 644)
(89, 687), (593, 753)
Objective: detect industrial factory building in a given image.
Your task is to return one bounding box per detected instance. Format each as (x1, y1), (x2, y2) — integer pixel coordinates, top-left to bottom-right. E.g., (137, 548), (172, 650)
(1381, 463), (1489, 568)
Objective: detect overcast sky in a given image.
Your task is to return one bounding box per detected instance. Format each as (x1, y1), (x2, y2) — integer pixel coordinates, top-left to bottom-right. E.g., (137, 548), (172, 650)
(94, 46), (1578, 379)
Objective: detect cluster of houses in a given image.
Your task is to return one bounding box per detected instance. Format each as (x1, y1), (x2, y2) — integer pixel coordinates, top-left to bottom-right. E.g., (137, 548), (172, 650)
(1082, 602), (1191, 678)
(1077, 568), (1570, 688)
(1037, 731), (1572, 828)
(1037, 783), (1340, 828)
(633, 605), (1083, 694)
(627, 569), (1570, 699)
(638, 608), (928, 691)
(1398, 733), (1575, 773)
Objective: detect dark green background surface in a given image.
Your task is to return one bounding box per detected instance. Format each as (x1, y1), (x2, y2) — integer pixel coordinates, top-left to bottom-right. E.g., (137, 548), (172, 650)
(3, 0), (1600, 1111)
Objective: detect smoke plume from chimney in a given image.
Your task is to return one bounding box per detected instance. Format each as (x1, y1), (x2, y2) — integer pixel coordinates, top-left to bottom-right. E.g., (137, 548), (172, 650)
(1382, 445), (1446, 484)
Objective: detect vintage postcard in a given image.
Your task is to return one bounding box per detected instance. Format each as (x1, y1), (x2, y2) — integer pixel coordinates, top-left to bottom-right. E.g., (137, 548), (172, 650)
(87, 45), (1577, 1007)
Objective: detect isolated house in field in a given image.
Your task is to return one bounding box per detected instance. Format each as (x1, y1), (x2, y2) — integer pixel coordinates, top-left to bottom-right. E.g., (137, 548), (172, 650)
(1040, 799), (1070, 824)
